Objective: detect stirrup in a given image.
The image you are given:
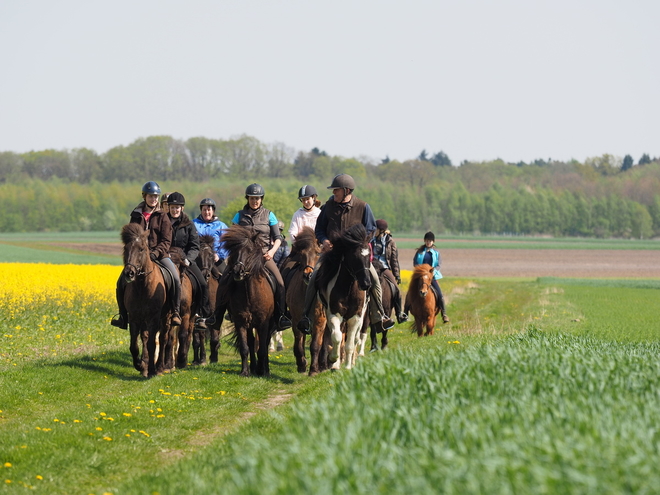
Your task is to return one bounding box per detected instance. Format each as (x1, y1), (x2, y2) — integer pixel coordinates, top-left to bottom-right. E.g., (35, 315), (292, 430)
(382, 317), (395, 330)
(297, 316), (311, 335)
(171, 312), (182, 326)
(277, 315), (292, 331)
(110, 314), (128, 330)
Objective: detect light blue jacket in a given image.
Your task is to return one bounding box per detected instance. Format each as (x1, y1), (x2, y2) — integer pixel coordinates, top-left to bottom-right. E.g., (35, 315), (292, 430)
(193, 216), (229, 261)
(413, 247), (443, 280)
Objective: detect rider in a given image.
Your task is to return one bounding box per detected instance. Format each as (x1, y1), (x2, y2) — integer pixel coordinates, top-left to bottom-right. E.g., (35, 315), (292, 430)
(371, 219), (408, 324)
(211, 184), (292, 331)
(166, 192), (214, 329)
(193, 197), (229, 273)
(413, 231), (449, 324)
(297, 173), (394, 334)
(288, 185), (321, 241)
(111, 181), (182, 329)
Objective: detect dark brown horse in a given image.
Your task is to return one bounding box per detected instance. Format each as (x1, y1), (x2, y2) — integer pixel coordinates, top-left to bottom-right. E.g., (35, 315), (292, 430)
(191, 235), (220, 365)
(120, 223), (176, 377)
(359, 259), (395, 353)
(216, 225), (275, 377)
(283, 227), (327, 375)
(315, 223), (371, 370)
(169, 248), (198, 369)
(404, 264), (438, 336)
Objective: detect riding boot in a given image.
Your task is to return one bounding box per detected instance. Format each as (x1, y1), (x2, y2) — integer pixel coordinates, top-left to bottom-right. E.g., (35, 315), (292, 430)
(296, 267), (319, 334)
(275, 282), (292, 331)
(171, 274), (182, 327)
(437, 289), (449, 324)
(392, 283), (408, 324)
(110, 278), (128, 330)
(196, 280), (213, 328)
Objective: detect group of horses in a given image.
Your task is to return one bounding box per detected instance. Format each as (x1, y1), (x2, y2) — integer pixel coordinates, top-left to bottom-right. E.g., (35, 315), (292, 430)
(118, 222), (440, 378)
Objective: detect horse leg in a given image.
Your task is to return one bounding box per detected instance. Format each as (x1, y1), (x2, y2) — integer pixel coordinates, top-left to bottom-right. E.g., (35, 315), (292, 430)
(293, 330), (307, 374)
(256, 325), (271, 377)
(327, 315), (343, 370)
(140, 329), (150, 378)
(176, 322), (191, 369)
(248, 327), (258, 376)
(130, 324), (142, 371)
(209, 325), (222, 363)
(344, 316), (362, 370)
(369, 324), (379, 352)
(192, 327), (206, 366)
(236, 325), (250, 377)
(381, 329), (389, 351)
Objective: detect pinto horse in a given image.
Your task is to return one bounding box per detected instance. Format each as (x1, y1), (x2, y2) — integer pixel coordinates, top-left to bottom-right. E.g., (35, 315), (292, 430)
(120, 223), (176, 377)
(191, 235), (220, 365)
(315, 223), (371, 370)
(217, 225), (275, 377)
(283, 227), (327, 375)
(404, 264), (438, 337)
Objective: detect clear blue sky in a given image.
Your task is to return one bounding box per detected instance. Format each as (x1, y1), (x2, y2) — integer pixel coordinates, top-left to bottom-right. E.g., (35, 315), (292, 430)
(1, 0), (658, 164)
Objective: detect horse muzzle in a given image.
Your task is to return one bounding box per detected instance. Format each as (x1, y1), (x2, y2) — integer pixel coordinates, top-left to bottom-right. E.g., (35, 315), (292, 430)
(123, 265), (137, 283)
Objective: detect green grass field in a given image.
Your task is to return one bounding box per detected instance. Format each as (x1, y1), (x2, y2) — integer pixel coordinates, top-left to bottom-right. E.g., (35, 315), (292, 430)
(1, 237), (660, 494)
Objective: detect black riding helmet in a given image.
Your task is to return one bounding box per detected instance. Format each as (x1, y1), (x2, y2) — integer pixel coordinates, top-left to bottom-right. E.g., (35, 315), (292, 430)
(424, 231), (435, 242)
(298, 185), (318, 199)
(199, 198), (216, 210)
(142, 181), (161, 195)
(245, 183), (265, 198)
(167, 192), (185, 205)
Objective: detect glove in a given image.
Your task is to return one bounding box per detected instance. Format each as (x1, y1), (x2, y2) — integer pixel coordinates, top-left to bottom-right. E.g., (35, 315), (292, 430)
(184, 259), (191, 266)
(150, 252), (158, 262)
(397, 277), (401, 285)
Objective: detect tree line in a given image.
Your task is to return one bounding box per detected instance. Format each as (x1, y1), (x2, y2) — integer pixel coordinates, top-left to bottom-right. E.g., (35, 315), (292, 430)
(0, 135), (658, 238)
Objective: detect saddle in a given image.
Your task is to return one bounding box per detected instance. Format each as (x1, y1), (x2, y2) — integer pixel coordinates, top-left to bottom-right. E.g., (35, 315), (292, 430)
(279, 257), (301, 289)
(154, 260), (178, 304)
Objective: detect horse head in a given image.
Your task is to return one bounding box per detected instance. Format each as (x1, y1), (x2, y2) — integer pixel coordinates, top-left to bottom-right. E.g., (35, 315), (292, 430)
(414, 264), (433, 297)
(198, 234), (216, 281)
(121, 223), (151, 283)
(328, 224), (371, 291)
(290, 227), (321, 285)
(222, 225), (265, 282)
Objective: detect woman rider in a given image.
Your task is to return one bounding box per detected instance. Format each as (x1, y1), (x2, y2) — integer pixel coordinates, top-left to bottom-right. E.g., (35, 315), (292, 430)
(111, 181), (182, 329)
(210, 183), (292, 331)
(288, 185), (321, 241)
(370, 219), (408, 324)
(166, 192), (214, 329)
(412, 231), (449, 323)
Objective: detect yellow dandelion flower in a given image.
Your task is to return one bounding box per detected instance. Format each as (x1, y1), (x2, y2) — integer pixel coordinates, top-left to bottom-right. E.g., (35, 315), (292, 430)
(95, 427), (103, 431)
(156, 414), (165, 418)
(36, 475), (43, 480)
(122, 413), (132, 417)
(3, 463), (11, 468)
(103, 436), (112, 441)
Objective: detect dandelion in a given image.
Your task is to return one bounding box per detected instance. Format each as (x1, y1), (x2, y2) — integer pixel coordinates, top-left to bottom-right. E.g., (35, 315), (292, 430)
(156, 414), (165, 418)
(3, 463), (11, 468)
(74, 420), (82, 423)
(36, 475), (43, 480)
(122, 413), (132, 417)
(102, 436), (112, 441)
(139, 430), (150, 437)
(95, 427), (103, 431)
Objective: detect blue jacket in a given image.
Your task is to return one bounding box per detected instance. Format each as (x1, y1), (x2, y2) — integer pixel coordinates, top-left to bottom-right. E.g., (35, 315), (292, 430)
(413, 247), (443, 280)
(193, 216), (229, 262)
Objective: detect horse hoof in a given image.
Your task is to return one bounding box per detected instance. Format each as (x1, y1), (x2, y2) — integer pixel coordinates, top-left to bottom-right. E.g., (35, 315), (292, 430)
(369, 346), (379, 353)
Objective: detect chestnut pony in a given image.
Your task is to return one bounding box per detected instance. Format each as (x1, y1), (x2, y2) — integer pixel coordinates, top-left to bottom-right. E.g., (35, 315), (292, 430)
(315, 223), (371, 370)
(404, 263), (438, 336)
(283, 226), (327, 375)
(216, 225), (275, 377)
(120, 223), (176, 377)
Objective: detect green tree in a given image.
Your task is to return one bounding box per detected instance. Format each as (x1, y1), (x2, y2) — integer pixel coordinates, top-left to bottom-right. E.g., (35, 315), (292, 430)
(639, 153), (651, 165)
(430, 151), (452, 167)
(621, 154), (634, 172)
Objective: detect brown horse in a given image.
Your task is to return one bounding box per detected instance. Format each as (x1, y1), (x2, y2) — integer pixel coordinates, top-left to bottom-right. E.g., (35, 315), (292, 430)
(404, 264), (438, 336)
(283, 227), (327, 375)
(120, 223), (176, 377)
(316, 224), (371, 370)
(358, 259), (395, 353)
(191, 235), (220, 365)
(169, 248), (198, 370)
(216, 225), (275, 377)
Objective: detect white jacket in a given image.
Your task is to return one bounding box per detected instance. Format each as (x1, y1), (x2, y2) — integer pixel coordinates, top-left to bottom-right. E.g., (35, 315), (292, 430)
(288, 207), (321, 240)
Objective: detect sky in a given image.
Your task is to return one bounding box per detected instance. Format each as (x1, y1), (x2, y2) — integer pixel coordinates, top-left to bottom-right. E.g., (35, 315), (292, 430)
(1, 0), (658, 165)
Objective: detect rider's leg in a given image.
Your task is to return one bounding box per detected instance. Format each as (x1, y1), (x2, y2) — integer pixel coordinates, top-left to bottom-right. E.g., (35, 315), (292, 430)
(383, 270), (408, 324)
(368, 264), (394, 331)
(188, 263), (213, 327)
(110, 274), (128, 329)
(296, 263), (321, 334)
(431, 278), (449, 323)
(161, 257), (182, 326)
(265, 259), (292, 331)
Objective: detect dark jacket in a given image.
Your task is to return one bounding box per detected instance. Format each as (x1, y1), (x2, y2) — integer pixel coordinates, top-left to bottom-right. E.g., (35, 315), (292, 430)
(370, 232), (401, 280)
(129, 203), (172, 260)
(315, 195), (375, 244)
(169, 212), (200, 264)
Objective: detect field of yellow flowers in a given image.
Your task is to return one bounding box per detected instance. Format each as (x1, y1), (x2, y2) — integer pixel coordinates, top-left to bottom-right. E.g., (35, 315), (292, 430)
(1, 263), (120, 368)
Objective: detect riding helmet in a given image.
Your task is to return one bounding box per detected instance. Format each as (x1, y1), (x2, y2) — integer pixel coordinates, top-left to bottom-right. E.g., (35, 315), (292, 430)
(167, 192), (185, 205)
(245, 183), (265, 197)
(298, 185), (318, 199)
(376, 219), (388, 231)
(199, 198), (216, 210)
(424, 231), (435, 242)
(142, 181), (161, 195)
(326, 174), (356, 190)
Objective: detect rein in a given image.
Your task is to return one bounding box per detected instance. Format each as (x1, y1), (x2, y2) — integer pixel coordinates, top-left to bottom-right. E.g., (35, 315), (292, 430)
(125, 261), (154, 278)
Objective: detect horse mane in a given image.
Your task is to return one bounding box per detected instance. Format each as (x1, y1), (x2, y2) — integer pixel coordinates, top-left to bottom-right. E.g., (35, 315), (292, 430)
(121, 223), (144, 244)
(289, 227), (318, 257)
(317, 223), (367, 288)
(221, 224), (265, 274)
(199, 234), (215, 247)
(410, 264), (433, 288)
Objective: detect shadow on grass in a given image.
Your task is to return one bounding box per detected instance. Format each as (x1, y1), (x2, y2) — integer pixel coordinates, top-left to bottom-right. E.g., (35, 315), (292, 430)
(46, 351), (145, 381)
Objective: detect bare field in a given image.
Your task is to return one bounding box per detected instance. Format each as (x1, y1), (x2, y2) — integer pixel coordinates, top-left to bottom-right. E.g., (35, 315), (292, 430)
(398, 248), (660, 278)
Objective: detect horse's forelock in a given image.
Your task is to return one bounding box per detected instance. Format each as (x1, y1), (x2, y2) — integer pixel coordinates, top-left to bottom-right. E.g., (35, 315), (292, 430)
(331, 223), (367, 250)
(290, 227), (318, 256)
(222, 225), (264, 273)
(121, 223), (144, 245)
(199, 234), (215, 247)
